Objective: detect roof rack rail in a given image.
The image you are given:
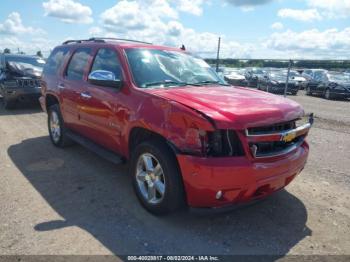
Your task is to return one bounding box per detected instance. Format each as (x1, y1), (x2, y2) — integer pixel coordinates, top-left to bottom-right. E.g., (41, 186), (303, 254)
(62, 38), (152, 45)
(88, 37), (152, 45)
(62, 39), (105, 45)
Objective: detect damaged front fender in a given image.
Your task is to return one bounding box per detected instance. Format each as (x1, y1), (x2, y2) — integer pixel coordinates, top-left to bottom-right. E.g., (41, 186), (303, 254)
(124, 93), (216, 157)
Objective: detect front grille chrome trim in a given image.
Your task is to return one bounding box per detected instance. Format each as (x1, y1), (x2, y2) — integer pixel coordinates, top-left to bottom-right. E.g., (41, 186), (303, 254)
(245, 122), (311, 143)
(245, 114), (313, 158)
(251, 139), (304, 159)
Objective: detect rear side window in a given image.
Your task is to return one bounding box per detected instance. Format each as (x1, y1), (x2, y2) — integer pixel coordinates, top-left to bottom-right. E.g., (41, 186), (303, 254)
(66, 48), (92, 80)
(43, 47), (69, 76)
(91, 48), (122, 80)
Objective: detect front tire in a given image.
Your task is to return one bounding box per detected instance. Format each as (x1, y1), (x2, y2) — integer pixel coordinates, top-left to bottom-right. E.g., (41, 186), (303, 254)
(48, 104), (73, 147)
(130, 140), (185, 215)
(3, 97), (16, 110)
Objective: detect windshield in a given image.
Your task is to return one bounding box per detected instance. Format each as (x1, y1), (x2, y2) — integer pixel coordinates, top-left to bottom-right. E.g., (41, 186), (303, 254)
(125, 49), (227, 88)
(269, 73), (286, 81)
(328, 73), (350, 82)
(5, 56), (45, 68)
(286, 71), (300, 77)
(252, 69), (265, 75)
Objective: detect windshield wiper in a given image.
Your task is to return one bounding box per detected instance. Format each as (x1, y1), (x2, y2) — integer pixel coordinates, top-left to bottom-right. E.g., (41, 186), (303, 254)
(143, 80), (188, 88)
(191, 80), (230, 86)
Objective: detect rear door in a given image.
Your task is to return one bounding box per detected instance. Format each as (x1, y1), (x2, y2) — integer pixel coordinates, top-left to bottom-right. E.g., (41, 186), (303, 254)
(60, 47), (93, 131)
(42, 46), (69, 100)
(311, 71), (323, 93)
(78, 47), (125, 152)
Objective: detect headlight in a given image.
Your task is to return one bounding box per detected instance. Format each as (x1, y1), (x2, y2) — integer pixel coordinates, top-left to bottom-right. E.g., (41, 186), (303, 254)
(209, 130), (222, 155)
(4, 80), (18, 88)
(207, 130), (244, 157)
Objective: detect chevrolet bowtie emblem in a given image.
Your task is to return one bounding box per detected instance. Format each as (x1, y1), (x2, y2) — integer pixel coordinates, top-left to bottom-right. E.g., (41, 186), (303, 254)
(281, 131), (296, 143)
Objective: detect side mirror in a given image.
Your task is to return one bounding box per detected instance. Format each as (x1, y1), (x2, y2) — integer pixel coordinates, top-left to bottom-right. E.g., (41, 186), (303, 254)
(88, 70), (122, 89)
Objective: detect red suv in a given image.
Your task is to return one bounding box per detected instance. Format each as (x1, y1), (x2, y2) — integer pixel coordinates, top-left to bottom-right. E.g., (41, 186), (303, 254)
(40, 38), (312, 215)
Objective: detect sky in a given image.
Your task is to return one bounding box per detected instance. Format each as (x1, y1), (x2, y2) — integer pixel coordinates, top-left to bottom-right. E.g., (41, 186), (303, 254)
(0, 0), (349, 59)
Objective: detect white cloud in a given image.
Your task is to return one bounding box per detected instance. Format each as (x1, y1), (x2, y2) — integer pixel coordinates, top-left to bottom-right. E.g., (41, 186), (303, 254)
(43, 0), (93, 24)
(271, 22), (284, 30)
(224, 0), (274, 6)
(307, 0), (350, 19)
(175, 0), (204, 16)
(95, 0), (252, 58)
(0, 36), (57, 56)
(264, 27), (350, 59)
(278, 8), (322, 22)
(0, 12), (45, 35)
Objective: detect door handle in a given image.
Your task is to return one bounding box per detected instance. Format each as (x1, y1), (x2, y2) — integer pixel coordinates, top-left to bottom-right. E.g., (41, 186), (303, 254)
(80, 92), (92, 99)
(58, 83), (65, 89)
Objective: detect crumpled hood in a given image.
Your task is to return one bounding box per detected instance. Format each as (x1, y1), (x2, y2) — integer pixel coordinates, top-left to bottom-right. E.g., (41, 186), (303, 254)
(149, 85), (304, 130)
(7, 62), (43, 78)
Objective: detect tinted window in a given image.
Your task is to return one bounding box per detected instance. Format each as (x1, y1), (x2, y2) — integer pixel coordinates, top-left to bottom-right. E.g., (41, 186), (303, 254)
(314, 71), (324, 81)
(43, 47), (69, 76)
(66, 48), (91, 80)
(91, 48), (122, 79)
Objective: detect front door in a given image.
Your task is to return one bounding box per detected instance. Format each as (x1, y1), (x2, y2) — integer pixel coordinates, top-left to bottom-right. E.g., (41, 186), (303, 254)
(78, 47), (125, 152)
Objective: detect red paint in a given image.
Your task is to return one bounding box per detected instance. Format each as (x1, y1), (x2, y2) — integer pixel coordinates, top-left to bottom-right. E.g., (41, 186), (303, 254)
(40, 41), (310, 208)
(177, 143), (308, 207)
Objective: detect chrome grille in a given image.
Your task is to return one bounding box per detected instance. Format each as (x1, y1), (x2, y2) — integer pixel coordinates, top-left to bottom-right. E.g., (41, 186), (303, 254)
(245, 119), (311, 158)
(247, 120), (295, 135)
(16, 79), (41, 88)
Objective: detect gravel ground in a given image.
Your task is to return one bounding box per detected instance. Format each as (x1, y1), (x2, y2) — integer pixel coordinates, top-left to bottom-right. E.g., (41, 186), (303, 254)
(0, 92), (349, 257)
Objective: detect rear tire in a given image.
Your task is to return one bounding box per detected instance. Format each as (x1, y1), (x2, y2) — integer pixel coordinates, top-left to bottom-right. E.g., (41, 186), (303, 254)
(324, 89), (332, 100)
(48, 104), (73, 147)
(130, 139), (185, 215)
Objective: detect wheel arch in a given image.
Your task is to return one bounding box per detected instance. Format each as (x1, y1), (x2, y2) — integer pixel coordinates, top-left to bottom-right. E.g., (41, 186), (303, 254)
(45, 93), (60, 111)
(127, 126), (180, 159)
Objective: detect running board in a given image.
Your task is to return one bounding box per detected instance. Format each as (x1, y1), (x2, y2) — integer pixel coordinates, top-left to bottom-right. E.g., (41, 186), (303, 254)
(66, 131), (124, 165)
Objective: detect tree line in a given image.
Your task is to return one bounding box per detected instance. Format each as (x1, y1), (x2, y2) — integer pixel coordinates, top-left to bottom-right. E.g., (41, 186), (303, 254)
(2, 48), (43, 58)
(205, 58), (350, 70)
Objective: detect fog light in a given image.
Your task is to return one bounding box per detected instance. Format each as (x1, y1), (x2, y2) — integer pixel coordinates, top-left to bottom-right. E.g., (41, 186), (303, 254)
(216, 190), (223, 200)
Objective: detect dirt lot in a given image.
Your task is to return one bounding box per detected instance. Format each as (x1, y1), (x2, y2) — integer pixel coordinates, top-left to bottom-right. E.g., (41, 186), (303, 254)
(0, 91), (349, 257)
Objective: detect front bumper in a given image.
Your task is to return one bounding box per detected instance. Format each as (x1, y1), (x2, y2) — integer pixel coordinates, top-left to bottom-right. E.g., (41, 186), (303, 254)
(2, 86), (41, 102)
(177, 142), (309, 208)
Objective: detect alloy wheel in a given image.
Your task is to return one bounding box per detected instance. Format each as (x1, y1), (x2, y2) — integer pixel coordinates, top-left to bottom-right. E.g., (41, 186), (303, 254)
(49, 111), (61, 143)
(136, 153), (166, 205)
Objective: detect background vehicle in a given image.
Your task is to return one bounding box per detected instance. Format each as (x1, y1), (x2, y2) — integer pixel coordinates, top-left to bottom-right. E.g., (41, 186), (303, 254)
(306, 70), (350, 99)
(223, 68), (247, 86)
(40, 38), (311, 215)
(257, 70), (299, 95)
(245, 67), (265, 88)
(0, 54), (45, 109)
(283, 70), (307, 90)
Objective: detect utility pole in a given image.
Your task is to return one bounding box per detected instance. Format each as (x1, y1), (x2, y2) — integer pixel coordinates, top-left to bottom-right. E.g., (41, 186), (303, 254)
(284, 59), (292, 97)
(215, 37), (221, 72)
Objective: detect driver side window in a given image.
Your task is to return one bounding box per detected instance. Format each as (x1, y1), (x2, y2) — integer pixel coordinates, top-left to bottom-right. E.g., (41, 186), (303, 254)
(90, 48), (122, 80)
(314, 72), (322, 81)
